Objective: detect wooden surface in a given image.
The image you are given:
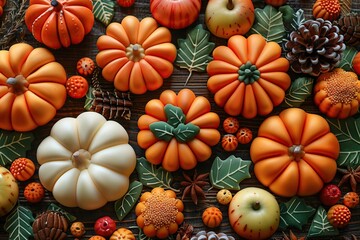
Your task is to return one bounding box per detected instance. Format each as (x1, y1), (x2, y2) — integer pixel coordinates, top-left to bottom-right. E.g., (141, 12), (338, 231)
(1, 0), (360, 239)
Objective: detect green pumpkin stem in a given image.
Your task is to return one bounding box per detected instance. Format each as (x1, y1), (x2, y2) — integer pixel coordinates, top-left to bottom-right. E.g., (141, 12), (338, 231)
(238, 61), (260, 84)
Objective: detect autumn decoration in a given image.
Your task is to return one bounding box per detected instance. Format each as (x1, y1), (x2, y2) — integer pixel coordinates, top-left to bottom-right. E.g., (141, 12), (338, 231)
(32, 211), (68, 240)
(70, 222), (86, 238)
(137, 89), (220, 171)
(0, 0), (5, 16)
(202, 207), (223, 228)
(223, 117), (239, 134)
(265, 0), (287, 6)
(221, 134), (238, 152)
(236, 127), (253, 144)
(313, 0), (341, 21)
(110, 228), (135, 240)
(353, 51), (360, 75)
(250, 108), (339, 197)
(327, 204), (352, 228)
(0, 43), (67, 132)
(343, 192), (359, 208)
(24, 182), (45, 203)
(207, 34), (291, 118)
(334, 13), (360, 47)
(10, 157), (35, 181)
(25, 0), (94, 49)
(94, 216), (117, 237)
(77, 57), (95, 77)
(180, 170), (209, 205)
(0, 166), (18, 217)
(337, 166), (360, 192)
(96, 15), (176, 94)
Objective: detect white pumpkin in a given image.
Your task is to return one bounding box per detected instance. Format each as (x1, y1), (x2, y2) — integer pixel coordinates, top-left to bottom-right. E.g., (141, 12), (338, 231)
(36, 112), (136, 210)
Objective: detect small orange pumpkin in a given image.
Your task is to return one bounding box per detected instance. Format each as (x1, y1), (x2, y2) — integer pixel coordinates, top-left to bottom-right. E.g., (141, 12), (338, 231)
(0, 43), (67, 131)
(110, 228), (135, 240)
(313, 0), (341, 21)
(25, 0), (94, 49)
(353, 52), (360, 75)
(0, 0), (6, 16)
(250, 108), (339, 197)
(265, 0), (287, 7)
(207, 34), (291, 118)
(202, 206), (223, 228)
(137, 89), (220, 171)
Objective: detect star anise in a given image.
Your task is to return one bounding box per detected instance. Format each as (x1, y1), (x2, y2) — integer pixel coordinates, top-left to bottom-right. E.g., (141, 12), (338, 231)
(181, 170), (209, 205)
(337, 166), (360, 192)
(176, 223), (194, 240)
(282, 230), (305, 240)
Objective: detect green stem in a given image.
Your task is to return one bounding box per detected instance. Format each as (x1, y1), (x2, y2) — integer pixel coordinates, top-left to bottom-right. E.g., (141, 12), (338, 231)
(238, 61), (260, 84)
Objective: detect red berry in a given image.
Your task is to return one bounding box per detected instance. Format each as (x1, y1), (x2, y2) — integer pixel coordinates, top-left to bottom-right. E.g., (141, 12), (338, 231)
(116, 0), (135, 7)
(319, 184), (341, 206)
(66, 75), (89, 99)
(223, 117), (239, 134)
(94, 216), (116, 237)
(221, 134), (238, 152)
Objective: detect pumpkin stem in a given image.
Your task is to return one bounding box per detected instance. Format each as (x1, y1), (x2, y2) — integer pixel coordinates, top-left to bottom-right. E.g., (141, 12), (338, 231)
(72, 149), (91, 170)
(126, 44), (145, 62)
(289, 145), (305, 161)
(252, 201), (261, 210)
(238, 61), (260, 84)
(6, 75), (29, 95)
(227, 0), (234, 10)
(51, 0), (63, 11)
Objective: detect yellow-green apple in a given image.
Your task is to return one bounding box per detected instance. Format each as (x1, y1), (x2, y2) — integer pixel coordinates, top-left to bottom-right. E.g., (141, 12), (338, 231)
(228, 187), (280, 240)
(0, 166), (19, 216)
(205, 0), (255, 39)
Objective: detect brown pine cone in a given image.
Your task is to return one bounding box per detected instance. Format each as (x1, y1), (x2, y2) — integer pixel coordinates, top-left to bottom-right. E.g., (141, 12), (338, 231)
(334, 13), (360, 47)
(190, 231), (235, 240)
(32, 211), (68, 240)
(285, 18), (345, 76)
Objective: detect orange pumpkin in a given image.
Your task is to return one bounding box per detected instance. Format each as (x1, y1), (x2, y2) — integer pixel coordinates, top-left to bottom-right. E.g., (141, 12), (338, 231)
(250, 108), (339, 197)
(96, 15), (176, 95)
(0, 43), (67, 132)
(207, 34), (291, 118)
(137, 89), (221, 171)
(25, 0), (94, 49)
(0, 0), (6, 16)
(110, 228), (135, 240)
(353, 52), (360, 75)
(265, 0), (287, 7)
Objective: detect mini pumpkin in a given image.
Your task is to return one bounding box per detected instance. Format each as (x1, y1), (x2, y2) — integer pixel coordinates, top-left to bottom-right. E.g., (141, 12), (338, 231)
(0, 43), (67, 131)
(110, 228), (135, 240)
(250, 108), (339, 197)
(202, 206), (223, 228)
(25, 0), (94, 49)
(96, 15), (176, 94)
(137, 89), (220, 171)
(36, 111), (136, 210)
(207, 34), (291, 118)
(313, 0), (341, 21)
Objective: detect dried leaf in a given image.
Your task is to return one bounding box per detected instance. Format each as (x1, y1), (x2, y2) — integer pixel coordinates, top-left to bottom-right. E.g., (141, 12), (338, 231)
(173, 123), (200, 143)
(338, 46), (358, 71)
(149, 122), (174, 142)
(47, 203), (76, 223)
(282, 77), (314, 108)
(92, 0), (115, 26)
(339, 0), (352, 16)
(114, 181), (143, 221)
(4, 206), (34, 240)
(307, 206), (339, 238)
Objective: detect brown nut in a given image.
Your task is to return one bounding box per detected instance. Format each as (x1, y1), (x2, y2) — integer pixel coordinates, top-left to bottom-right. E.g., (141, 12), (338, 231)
(70, 221), (85, 238)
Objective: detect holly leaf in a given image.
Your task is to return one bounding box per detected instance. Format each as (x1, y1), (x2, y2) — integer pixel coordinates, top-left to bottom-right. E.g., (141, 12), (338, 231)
(327, 117), (360, 167)
(115, 181), (143, 221)
(248, 5), (286, 44)
(282, 77), (314, 108)
(164, 104), (185, 128)
(339, 0), (352, 16)
(0, 130), (34, 166)
(4, 206), (34, 240)
(84, 86), (94, 111)
(136, 157), (179, 192)
(173, 123), (200, 143)
(339, 46), (358, 71)
(280, 197), (316, 230)
(210, 155), (252, 190)
(307, 206), (339, 238)
(47, 203), (76, 223)
(92, 0), (115, 26)
(175, 24), (215, 85)
(149, 122), (174, 142)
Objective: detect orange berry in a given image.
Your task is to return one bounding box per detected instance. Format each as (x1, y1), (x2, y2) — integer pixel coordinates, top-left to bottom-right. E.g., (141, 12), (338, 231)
(202, 206), (222, 228)
(221, 134), (238, 152)
(236, 127), (253, 144)
(10, 158), (36, 181)
(24, 182), (45, 203)
(343, 192), (359, 208)
(76, 57), (95, 76)
(327, 204), (351, 228)
(223, 117), (239, 134)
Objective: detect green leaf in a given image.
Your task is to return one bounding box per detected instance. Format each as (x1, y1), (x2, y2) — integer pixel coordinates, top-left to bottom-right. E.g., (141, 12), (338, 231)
(327, 117), (360, 167)
(149, 122), (174, 142)
(278, 203), (289, 229)
(164, 104), (185, 128)
(282, 77), (314, 108)
(339, 46), (358, 71)
(175, 24), (215, 85)
(290, 9), (305, 32)
(280, 197), (316, 230)
(279, 5), (295, 29)
(136, 157), (179, 192)
(173, 123), (200, 143)
(47, 203), (76, 222)
(84, 86), (94, 111)
(248, 5), (286, 44)
(4, 206), (34, 240)
(0, 131), (34, 166)
(92, 0), (115, 26)
(307, 206), (339, 238)
(115, 181), (143, 221)
(210, 155), (252, 190)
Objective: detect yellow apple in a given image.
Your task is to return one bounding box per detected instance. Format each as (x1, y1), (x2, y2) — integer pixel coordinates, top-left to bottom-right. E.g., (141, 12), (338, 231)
(0, 166), (19, 216)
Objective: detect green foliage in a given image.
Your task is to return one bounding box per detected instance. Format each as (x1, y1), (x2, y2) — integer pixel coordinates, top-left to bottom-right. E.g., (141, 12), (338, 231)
(92, 0), (115, 26)
(164, 104), (185, 128)
(4, 206), (34, 240)
(283, 77), (314, 107)
(115, 181), (143, 221)
(0, 131), (34, 166)
(149, 122), (174, 142)
(339, 46), (358, 71)
(307, 206), (339, 238)
(47, 203), (76, 222)
(173, 123), (200, 143)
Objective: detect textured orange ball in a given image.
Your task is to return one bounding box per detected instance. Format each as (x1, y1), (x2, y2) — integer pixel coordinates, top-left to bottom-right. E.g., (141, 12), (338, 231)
(202, 206), (223, 228)
(24, 182), (45, 203)
(221, 134), (238, 152)
(10, 158), (36, 181)
(327, 204), (351, 228)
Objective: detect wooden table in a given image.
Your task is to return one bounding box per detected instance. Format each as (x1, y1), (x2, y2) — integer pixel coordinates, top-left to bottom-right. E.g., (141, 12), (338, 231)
(0, 0), (359, 239)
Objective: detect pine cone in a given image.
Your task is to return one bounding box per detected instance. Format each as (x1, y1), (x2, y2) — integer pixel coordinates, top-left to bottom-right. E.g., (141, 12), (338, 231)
(190, 231), (235, 240)
(285, 18), (345, 76)
(334, 13), (360, 47)
(32, 211), (68, 240)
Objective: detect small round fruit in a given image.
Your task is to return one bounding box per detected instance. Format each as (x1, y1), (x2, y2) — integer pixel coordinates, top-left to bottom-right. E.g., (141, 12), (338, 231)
(116, 0), (135, 7)
(10, 158), (36, 181)
(343, 192), (359, 208)
(89, 236), (106, 240)
(66, 75), (89, 99)
(94, 216), (117, 237)
(221, 134), (238, 152)
(24, 182), (45, 203)
(202, 206), (222, 228)
(236, 128), (253, 144)
(353, 52), (360, 75)
(223, 117), (239, 133)
(319, 184), (341, 206)
(70, 222), (86, 238)
(77, 57), (95, 76)
(0, 166), (19, 217)
(265, 0), (287, 7)
(327, 204), (351, 228)
(216, 189), (232, 205)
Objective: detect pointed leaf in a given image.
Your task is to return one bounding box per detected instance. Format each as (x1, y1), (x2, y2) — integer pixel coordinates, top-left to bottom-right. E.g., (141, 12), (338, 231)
(4, 206), (34, 240)
(136, 157), (179, 192)
(290, 9), (305, 32)
(307, 206), (339, 238)
(149, 122), (174, 142)
(279, 5), (295, 30)
(282, 77), (314, 108)
(173, 123), (200, 143)
(248, 5), (286, 44)
(164, 104), (185, 128)
(279, 203), (289, 230)
(47, 203), (76, 222)
(175, 24), (215, 85)
(327, 117), (360, 167)
(0, 131), (34, 166)
(280, 197), (316, 230)
(210, 155), (252, 190)
(338, 46), (358, 71)
(339, 0), (352, 16)
(115, 181), (143, 221)
(92, 0), (115, 26)
(84, 86), (94, 111)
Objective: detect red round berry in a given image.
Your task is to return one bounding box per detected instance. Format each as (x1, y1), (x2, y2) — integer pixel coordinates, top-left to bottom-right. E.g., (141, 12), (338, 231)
(221, 134), (238, 152)
(94, 216), (116, 237)
(223, 117), (239, 134)
(66, 75), (89, 99)
(319, 184), (342, 206)
(116, 0), (135, 7)
(24, 182), (45, 203)
(236, 127), (253, 144)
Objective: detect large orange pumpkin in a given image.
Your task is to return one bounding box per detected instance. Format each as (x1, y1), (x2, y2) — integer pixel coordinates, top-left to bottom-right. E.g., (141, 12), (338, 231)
(137, 89), (220, 171)
(96, 15), (176, 95)
(25, 0), (94, 49)
(0, 43), (67, 132)
(207, 34), (291, 118)
(250, 108), (339, 197)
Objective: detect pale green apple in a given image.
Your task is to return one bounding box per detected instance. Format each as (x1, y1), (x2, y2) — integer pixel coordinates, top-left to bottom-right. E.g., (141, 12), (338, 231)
(228, 187), (280, 240)
(205, 0), (255, 39)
